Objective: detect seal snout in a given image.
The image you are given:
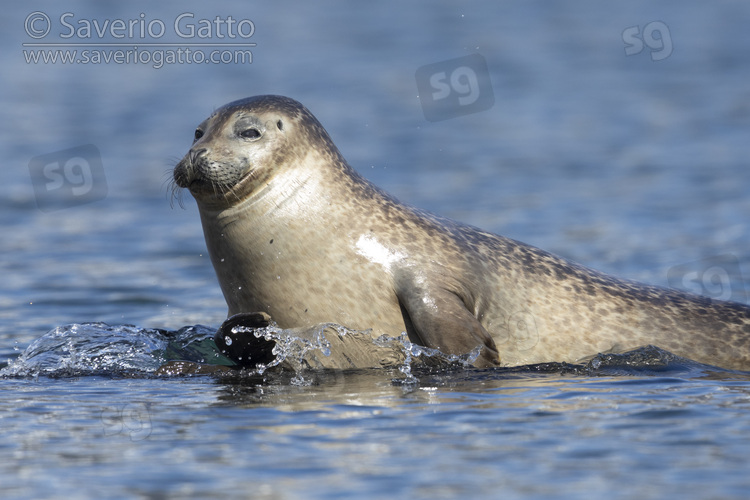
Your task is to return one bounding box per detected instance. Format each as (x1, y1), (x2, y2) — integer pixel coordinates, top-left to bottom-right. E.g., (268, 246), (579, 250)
(173, 147), (208, 189)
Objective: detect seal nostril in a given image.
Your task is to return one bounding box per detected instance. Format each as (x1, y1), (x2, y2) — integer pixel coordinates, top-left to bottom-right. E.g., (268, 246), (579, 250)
(189, 147), (207, 164)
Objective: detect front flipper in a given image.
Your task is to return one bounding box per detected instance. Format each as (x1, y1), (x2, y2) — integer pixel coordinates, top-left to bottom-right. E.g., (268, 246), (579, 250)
(395, 271), (500, 368)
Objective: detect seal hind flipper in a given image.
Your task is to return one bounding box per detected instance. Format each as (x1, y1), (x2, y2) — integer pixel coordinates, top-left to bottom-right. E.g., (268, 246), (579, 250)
(395, 271), (500, 367)
(214, 312), (276, 366)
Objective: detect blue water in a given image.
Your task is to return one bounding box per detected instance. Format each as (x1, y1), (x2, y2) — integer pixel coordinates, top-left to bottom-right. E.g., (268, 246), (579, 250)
(2, 0), (750, 498)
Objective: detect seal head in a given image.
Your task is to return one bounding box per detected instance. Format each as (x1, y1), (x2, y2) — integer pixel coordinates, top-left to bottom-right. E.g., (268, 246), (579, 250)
(174, 95), (342, 209)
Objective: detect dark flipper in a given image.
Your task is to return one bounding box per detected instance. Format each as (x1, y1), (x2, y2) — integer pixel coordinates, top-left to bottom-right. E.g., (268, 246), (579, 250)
(214, 312), (277, 366)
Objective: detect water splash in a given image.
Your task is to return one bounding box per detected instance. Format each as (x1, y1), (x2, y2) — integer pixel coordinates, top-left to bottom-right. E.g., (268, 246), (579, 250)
(372, 333), (481, 386)
(3, 322), (728, 382)
(0, 323), (226, 378)
(2, 323), (161, 377)
(1, 320), (483, 381)
(242, 322), (336, 375)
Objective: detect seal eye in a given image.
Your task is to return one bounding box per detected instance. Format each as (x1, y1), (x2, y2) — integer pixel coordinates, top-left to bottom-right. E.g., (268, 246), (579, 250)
(277, 120), (284, 131)
(240, 128), (262, 140)
(194, 129), (204, 142)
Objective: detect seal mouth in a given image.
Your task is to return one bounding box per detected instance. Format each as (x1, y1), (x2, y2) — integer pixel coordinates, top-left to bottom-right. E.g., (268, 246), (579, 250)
(173, 147), (209, 188)
(172, 152), (257, 207)
(173, 148), (207, 187)
(171, 157), (221, 208)
(172, 159), (205, 194)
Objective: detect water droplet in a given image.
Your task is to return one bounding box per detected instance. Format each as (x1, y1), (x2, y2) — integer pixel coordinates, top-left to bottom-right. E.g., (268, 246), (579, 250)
(224, 336), (233, 346)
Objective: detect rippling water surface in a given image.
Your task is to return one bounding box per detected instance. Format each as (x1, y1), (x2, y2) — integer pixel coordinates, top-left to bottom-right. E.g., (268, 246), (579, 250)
(2, 0), (750, 498)
(4, 335), (750, 499)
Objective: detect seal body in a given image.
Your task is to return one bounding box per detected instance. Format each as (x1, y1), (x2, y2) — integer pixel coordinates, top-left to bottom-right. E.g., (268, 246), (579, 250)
(174, 95), (750, 370)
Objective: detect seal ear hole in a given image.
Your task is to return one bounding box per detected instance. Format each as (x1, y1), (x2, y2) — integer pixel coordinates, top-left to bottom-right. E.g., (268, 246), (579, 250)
(193, 129), (204, 142)
(276, 120), (284, 131)
(240, 128), (262, 140)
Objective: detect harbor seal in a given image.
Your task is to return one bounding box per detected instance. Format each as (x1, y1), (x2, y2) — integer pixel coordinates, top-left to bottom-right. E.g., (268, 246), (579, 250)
(173, 95), (750, 371)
